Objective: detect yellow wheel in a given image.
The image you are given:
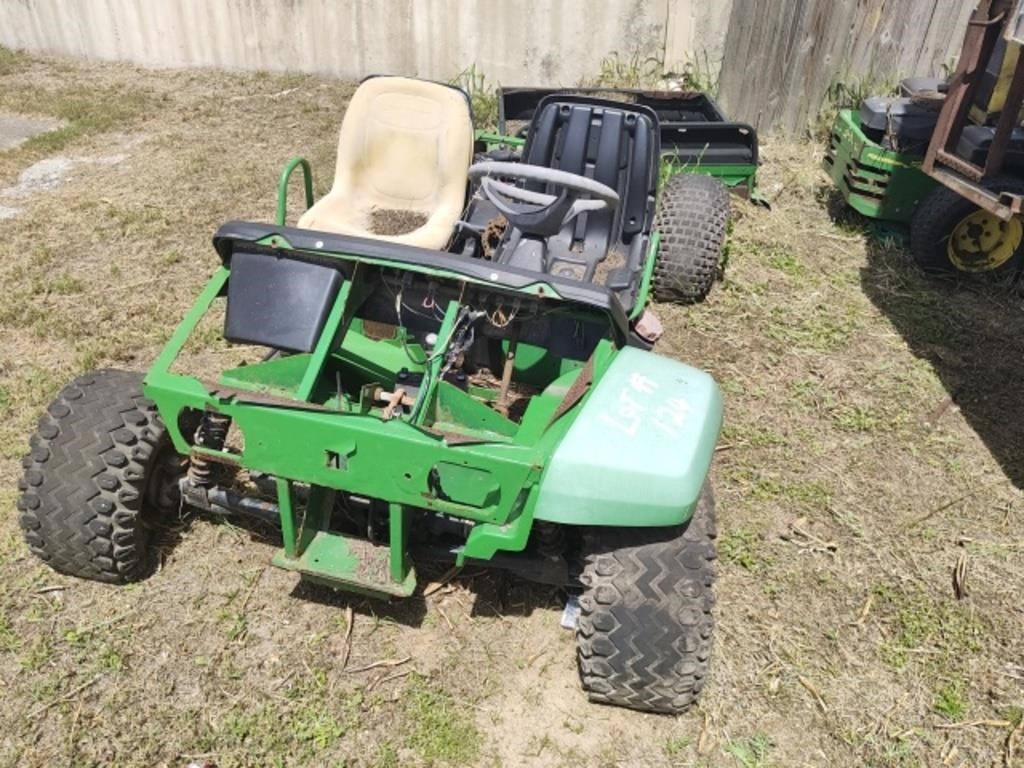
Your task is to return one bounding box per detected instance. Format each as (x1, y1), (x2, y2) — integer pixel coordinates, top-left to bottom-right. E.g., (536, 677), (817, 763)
(911, 176), (1024, 276)
(947, 209), (1023, 272)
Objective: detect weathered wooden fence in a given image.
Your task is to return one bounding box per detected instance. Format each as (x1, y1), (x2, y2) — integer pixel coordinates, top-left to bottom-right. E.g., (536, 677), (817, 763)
(0, 0), (981, 134)
(716, 0), (976, 134)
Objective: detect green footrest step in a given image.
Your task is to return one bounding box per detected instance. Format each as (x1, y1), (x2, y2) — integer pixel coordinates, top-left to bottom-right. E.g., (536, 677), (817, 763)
(272, 530), (416, 599)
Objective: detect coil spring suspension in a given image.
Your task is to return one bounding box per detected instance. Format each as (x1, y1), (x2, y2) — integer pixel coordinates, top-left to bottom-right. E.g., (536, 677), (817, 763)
(187, 412), (231, 487)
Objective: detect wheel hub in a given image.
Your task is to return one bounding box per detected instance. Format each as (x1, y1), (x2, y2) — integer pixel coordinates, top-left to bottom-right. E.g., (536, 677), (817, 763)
(947, 208), (1023, 272)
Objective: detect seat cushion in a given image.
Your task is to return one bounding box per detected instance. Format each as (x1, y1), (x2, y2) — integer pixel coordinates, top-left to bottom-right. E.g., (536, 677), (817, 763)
(298, 76), (473, 250)
(955, 124), (1024, 165)
(859, 96), (940, 146)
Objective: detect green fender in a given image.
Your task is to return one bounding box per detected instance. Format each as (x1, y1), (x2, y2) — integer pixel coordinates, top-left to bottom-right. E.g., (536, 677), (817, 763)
(533, 347), (723, 527)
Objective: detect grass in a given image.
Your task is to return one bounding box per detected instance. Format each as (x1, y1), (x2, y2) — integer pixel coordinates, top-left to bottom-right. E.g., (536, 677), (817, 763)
(402, 675), (482, 765)
(663, 734), (692, 760)
(0, 83), (158, 172)
(873, 585), (985, 670)
(0, 45), (31, 76)
(451, 64), (498, 132)
(592, 49), (665, 89)
(666, 49), (720, 94)
(816, 71), (898, 138)
(724, 734), (773, 767)
(719, 528), (763, 572)
(932, 681), (968, 721)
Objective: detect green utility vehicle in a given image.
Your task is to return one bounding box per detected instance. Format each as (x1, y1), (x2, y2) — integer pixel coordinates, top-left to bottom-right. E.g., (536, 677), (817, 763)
(825, 37), (1024, 277)
(17, 77), (735, 713)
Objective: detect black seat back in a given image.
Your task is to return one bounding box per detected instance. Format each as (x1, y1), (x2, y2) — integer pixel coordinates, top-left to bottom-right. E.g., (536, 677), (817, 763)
(520, 96), (660, 283)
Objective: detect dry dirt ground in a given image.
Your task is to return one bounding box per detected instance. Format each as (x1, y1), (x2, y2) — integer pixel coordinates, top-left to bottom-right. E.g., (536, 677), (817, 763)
(0, 50), (1023, 768)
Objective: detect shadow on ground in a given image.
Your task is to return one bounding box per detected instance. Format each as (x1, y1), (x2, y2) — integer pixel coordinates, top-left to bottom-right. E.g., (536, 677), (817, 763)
(859, 231), (1024, 487)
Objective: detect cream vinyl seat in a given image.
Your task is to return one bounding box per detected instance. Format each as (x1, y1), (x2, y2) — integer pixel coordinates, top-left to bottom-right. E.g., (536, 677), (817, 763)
(297, 76), (474, 250)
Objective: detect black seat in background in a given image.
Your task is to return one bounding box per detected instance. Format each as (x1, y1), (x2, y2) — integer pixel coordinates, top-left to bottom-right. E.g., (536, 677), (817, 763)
(512, 96), (659, 290)
(955, 124), (1024, 168)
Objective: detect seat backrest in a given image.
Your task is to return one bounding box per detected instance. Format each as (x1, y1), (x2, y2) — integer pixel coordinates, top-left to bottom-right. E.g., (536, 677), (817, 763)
(332, 76), (474, 214)
(521, 96), (660, 263)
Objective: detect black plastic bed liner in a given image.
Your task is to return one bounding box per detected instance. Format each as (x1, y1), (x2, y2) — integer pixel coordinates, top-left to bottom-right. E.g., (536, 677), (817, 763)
(498, 87), (758, 167)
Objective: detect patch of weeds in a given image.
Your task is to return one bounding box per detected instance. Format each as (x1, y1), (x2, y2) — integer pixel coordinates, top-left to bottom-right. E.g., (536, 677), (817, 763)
(19, 635), (53, 671)
(766, 248), (807, 277)
(722, 422), (787, 448)
(403, 674), (482, 765)
(291, 700), (346, 751)
(729, 467), (831, 509)
(666, 48), (719, 94)
(219, 608), (248, 642)
(451, 64), (498, 131)
(932, 680), (967, 721)
(593, 49), (664, 89)
(39, 272), (84, 296)
(831, 404), (887, 433)
(659, 156), (683, 190)
(0, 45), (31, 76)
(663, 734), (692, 760)
(816, 71), (897, 138)
(215, 673), (352, 762)
(767, 306), (858, 352)
(1002, 706), (1024, 728)
(873, 585), (984, 670)
(724, 734), (773, 767)
(96, 644), (125, 673)
(371, 742), (400, 768)
(0, 81), (160, 168)
(720, 529), (762, 572)
(104, 202), (172, 237)
(845, 731), (920, 768)
(0, 612), (19, 654)
(787, 378), (824, 409)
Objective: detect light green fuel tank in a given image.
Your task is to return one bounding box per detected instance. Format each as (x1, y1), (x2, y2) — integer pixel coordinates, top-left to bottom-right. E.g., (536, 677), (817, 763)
(533, 347), (723, 527)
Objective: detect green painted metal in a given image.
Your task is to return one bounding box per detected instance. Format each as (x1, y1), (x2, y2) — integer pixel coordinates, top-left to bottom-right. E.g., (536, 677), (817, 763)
(410, 300), (460, 423)
(277, 477), (298, 558)
(533, 346), (723, 527)
(388, 502), (410, 583)
(271, 529), (417, 599)
(663, 162), (758, 194)
(475, 130), (525, 151)
(296, 279), (352, 401)
(823, 109), (939, 223)
(459, 486), (537, 564)
(276, 156), (315, 226)
(142, 116), (728, 595)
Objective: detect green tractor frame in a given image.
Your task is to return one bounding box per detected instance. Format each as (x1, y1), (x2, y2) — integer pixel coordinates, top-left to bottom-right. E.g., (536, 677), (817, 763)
(17, 77), (757, 714)
(825, 0), (1024, 277)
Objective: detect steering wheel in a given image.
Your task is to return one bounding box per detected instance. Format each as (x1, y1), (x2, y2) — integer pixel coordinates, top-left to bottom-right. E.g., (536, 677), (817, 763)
(468, 161), (619, 238)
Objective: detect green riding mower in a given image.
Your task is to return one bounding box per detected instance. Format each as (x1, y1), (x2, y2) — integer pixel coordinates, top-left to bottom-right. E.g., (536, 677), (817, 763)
(17, 75), (750, 713)
(825, 0), (1024, 277)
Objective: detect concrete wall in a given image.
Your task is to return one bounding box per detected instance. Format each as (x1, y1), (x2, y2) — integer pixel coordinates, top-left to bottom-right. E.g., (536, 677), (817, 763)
(0, 0), (690, 87)
(664, 0), (735, 75)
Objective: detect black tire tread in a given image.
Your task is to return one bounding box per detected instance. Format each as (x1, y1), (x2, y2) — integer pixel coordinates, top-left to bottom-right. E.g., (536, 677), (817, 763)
(17, 369), (168, 583)
(577, 487), (717, 714)
(653, 174), (730, 304)
(910, 175), (1024, 275)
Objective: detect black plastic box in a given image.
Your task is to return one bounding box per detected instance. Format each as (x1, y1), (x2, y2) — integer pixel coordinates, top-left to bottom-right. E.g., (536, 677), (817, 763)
(224, 250), (343, 353)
